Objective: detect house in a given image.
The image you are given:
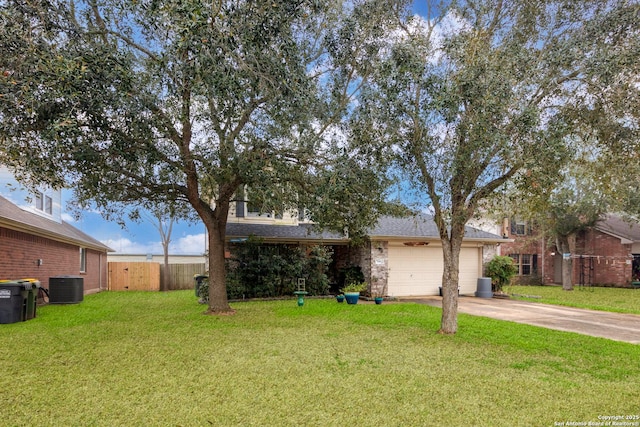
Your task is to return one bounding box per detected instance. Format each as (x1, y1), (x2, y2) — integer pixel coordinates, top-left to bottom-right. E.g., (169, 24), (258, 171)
(0, 168), (112, 294)
(225, 195), (505, 296)
(498, 215), (640, 287)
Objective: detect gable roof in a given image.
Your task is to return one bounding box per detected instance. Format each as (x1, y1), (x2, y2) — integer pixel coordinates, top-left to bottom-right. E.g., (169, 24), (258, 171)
(0, 195), (113, 252)
(595, 214), (640, 244)
(368, 215), (504, 241)
(226, 214), (504, 243)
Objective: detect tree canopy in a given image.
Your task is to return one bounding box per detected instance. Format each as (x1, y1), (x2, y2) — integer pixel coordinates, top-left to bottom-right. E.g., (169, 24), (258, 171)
(352, 0), (640, 333)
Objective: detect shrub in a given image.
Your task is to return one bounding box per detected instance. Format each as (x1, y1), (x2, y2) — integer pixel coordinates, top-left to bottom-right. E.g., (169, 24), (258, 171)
(338, 266), (365, 289)
(224, 236), (333, 299)
(485, 255), (518, 293)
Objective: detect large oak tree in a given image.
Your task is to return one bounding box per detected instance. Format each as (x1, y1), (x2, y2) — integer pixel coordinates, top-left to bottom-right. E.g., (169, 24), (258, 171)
(0, 0), (404, 313)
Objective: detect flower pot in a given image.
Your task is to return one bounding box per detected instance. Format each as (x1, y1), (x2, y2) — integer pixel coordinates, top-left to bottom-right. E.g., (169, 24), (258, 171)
(344, 292), (360, 304)
(336, 295), (345, 303)
(374, 297), (383, 305)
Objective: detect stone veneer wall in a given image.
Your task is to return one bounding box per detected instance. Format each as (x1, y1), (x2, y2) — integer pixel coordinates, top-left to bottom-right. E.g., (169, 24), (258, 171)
(369, 240), (388, 296)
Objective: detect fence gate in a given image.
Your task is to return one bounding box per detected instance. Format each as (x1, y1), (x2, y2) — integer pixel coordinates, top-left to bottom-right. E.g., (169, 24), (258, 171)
(108, 262), (161, 291)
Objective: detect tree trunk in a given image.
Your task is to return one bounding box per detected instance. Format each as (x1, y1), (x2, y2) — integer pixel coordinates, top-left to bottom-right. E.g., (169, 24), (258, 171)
(162, 245), (169, 292)
(439, 235), (462, 335)
(556, 235), (573, 291)
(206, 221), (233, 313)
(198, 199), (234, 314)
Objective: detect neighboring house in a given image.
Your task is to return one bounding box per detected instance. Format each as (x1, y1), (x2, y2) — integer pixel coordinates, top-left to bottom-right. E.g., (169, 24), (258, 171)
(0, 168), (112, 294)
(225, 195), (505, 296)
(498, 215), (640, 287)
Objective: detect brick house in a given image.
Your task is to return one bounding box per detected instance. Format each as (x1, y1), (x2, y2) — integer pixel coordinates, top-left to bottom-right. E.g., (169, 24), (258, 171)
(0, 167), (112, 294)
(498, 215), (640, 287)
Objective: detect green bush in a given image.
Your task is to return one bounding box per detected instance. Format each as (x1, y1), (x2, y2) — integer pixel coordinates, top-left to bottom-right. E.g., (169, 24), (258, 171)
(485, 255), (518, 293)
(223, 236), (333, 299)
(337, 266), (365, 289)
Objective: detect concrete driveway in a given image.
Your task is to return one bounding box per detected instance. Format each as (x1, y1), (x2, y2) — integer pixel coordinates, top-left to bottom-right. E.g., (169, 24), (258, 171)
(406, 296), (640, 344)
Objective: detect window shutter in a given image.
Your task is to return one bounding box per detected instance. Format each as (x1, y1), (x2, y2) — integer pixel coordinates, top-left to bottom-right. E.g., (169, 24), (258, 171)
(235, 187), (245, 218)
(510, 218), (516, 234)
(532, 254), (538, 274)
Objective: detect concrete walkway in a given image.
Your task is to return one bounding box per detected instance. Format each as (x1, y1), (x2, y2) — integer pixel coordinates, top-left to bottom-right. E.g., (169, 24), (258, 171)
(405, 296), (640, 344)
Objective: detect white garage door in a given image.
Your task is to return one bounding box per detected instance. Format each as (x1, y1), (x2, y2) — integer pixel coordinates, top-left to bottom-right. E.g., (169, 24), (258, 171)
(387, 245), (480, 296)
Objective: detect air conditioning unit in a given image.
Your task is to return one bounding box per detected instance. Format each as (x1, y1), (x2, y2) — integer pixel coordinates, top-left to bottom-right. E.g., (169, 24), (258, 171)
(49, 276), (84, 304)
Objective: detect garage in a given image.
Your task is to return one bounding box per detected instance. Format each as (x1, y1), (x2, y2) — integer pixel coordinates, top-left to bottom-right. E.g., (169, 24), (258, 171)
(387, 243), (481, 296)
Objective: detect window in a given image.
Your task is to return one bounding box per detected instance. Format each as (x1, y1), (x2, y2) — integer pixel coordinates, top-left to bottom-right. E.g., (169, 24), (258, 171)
(521, 254), (532, 275)
(45, 196), (52, 214)
(508, 253), (538, 276)
(80, 248), (87, 273)
(34, 191), (53, 215)
(509, 254), (520, 273)
(35, 192), (43, 211)
(511, 219), (527, 235)
(247, 199), (270, 217)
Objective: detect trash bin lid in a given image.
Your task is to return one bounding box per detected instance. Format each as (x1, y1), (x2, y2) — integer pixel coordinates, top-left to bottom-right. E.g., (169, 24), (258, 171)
(17, 279), (41, 289)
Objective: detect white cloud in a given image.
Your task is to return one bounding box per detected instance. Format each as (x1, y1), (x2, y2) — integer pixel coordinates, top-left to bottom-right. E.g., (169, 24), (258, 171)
(61, 212), (75, 223)
(104, 233), (206, 255)
(171, 233), (206, 255)
(101, 237), (156, 254)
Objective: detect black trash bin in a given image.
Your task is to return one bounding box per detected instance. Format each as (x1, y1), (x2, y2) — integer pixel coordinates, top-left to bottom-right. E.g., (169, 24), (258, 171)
(194, 274), (208, 297)
(14, 279), (41, 320)
(0, 281), (28, 324)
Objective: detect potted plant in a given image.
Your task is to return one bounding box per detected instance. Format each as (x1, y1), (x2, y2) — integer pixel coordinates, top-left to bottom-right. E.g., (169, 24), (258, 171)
(340, 282), (368, 304)
(485, 255), (518, 297)
(336, 294), (345, 303)
(370, 276), (384, 304)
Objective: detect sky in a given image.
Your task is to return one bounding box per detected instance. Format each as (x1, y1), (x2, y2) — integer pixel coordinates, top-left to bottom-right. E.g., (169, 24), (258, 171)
(62, 1), (433, 256)
(65, 190), (208, 255)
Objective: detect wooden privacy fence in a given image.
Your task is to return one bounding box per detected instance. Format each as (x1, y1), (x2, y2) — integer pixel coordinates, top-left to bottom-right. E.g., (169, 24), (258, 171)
(108, 262), (160, 291)
(108, 262), (206, 291)
(164, 263), (206, 290)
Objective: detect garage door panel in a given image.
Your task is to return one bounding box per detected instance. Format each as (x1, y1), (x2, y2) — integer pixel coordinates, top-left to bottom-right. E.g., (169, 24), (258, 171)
(388, 245), (479, 296)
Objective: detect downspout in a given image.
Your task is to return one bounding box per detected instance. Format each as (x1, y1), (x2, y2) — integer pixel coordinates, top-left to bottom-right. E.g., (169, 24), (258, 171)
(99, 253), (102, 290)
(98, 252), (103, 291)
(540, 233), (545, 284)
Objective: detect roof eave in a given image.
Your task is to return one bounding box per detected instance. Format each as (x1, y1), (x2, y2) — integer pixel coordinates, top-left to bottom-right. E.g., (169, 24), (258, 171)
(594, 226), (636, 244)
(225, 235), (350, 245)
(0, 218), (114, 252)
(370, 235), (510, 244)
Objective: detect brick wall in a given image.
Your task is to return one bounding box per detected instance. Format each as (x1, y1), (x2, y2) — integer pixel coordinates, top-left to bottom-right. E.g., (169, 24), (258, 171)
(574, 229), (632, 286)
(0, 226), (107, 293)
(498, 228), (546, 284)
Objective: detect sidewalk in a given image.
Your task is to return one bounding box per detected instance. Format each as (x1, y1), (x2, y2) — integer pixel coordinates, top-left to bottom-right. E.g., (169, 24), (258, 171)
(405, 296), (640, 344)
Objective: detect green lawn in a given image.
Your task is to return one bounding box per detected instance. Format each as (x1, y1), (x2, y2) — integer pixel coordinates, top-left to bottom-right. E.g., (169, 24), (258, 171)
(507, 284), (640, 314)
(1, 291), (638, 426)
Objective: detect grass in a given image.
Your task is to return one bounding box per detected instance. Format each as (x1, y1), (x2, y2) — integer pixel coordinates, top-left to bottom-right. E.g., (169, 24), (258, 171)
(507, 284), (640, 314)
(1, 291), (639, 426)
